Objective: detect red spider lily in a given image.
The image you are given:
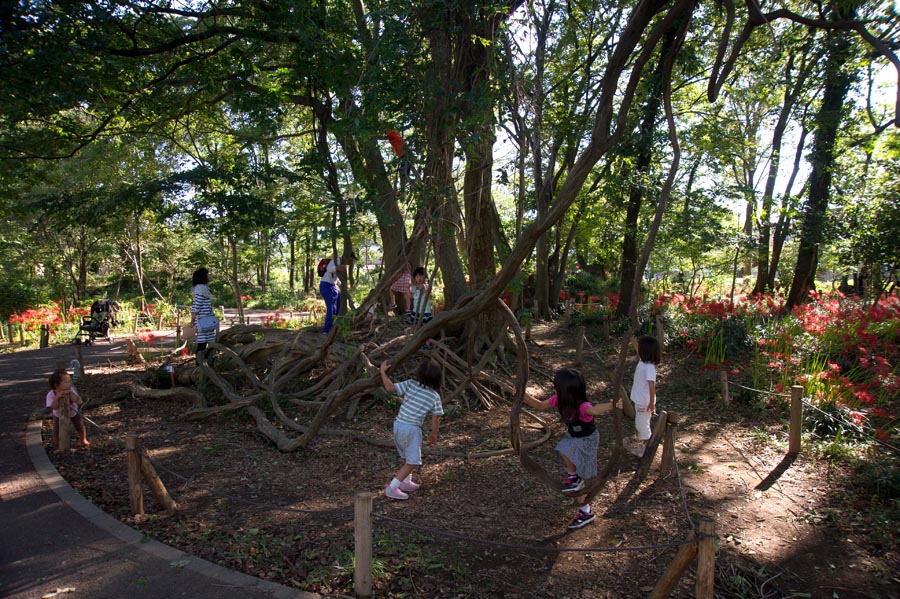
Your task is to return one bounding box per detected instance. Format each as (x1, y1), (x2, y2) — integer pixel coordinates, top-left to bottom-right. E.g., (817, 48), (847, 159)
(605, 292), (619, 311)
(137, 330), (156, 344)
(871, 407), (891, 419)
(848, 410), (866, 426)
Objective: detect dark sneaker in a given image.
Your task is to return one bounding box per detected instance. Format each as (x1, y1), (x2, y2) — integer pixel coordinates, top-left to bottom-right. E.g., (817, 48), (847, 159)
(562, 474), (584, 493)
(568, 511), (595, 529)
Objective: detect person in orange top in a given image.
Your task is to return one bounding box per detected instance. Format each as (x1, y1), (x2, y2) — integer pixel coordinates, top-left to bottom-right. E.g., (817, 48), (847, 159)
(386, 130), (412, 178)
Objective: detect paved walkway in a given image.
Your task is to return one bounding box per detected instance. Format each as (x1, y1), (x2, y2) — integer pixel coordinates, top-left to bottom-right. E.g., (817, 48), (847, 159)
(0, 340), (322, 599)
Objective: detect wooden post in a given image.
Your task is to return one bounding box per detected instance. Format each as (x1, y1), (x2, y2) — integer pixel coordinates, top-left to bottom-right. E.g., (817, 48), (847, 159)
(126, 434), (144, 516)
(39, 324), (50, 348)
(648, 533), (699, 599)
(660, 412), (679, 478)
(75, 344), (84, 377)
(575, 325), (585, 365)
(354, 492), (373, 597)
(601, 317), (609, 339)
(58, 399), (72, 454)
(620, 384), (635, 419)
(175, 310), (182, 345)
(19, 324), (24, 345)
(132, 313), (138, 334)
(720, 370), (730, 405)
(695, 518), (716, 599)
(139, 451), (177, 511)
(789, 385), (803, 455)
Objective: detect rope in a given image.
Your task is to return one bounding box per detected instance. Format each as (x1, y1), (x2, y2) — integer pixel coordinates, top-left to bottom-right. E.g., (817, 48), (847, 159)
(800, 397), (900, 454)
(726, 379), (791, 398)
(724, 379), (899, 454)
(80, 414), (712, 557)
(671, 452), (696, 530)
(373, 506), (705, 554)
(81, 415), (352, 518)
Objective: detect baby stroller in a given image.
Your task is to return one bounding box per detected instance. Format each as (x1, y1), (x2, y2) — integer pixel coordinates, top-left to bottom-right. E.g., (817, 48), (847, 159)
(73, 299), (119, 345)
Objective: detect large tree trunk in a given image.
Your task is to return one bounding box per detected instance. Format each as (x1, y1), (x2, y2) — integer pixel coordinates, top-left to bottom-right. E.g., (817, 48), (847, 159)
(786, 23), (856, 309)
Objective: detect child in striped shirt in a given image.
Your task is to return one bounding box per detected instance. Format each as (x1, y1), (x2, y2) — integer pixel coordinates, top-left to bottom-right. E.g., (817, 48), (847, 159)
(380, 359), (444, 500)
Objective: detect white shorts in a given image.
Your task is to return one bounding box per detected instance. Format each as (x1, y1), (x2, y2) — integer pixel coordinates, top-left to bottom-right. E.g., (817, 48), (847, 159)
(634, 404), (652, 441)
(393, 421), (423, 466)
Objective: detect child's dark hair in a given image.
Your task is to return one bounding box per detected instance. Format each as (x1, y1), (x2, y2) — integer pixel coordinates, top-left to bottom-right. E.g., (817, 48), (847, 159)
(48, 369), (69, 389)
(416, 359), (442, 391)
(637, 335), (661, 365)
(192, 267), (209, 286)
(412, 266), (426, 278)
(553, 368), (587, 423)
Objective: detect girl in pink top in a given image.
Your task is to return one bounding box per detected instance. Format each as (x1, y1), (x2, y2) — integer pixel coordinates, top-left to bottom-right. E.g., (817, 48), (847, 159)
(526, 368), (616, 529)
(46, 369), (89, 448)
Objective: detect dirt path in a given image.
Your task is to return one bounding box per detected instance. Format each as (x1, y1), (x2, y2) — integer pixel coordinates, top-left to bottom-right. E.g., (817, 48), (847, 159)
(20, 324), (900, 598)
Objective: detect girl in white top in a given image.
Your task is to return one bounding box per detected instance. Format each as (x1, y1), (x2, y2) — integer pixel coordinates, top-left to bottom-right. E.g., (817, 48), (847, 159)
(630, 335), (661, 457)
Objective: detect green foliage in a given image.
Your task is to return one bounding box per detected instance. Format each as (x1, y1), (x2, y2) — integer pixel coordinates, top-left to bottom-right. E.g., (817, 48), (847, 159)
(0, 280), (40, 321)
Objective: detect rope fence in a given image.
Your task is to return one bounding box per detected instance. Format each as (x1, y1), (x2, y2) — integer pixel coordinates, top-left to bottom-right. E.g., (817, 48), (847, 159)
(63, 405), (717, 598)
(723, 377), (900, 455)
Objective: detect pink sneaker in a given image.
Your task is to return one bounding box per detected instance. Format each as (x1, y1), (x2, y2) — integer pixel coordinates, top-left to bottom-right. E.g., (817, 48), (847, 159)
(399, 480), (420, 493)
(384, 485), (409, 500)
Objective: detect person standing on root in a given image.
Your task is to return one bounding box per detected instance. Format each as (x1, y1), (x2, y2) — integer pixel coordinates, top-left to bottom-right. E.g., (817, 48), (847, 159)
(525, 368), (617, 529)
(191, 268), (215, 358)
(630, 335), (661, 457)
(380, 360), (443, 500)
(319, 254), (354, 335)
(388, 263), (412, 314)
(46, 369), (89, 448)
(406, 266), (433, 325)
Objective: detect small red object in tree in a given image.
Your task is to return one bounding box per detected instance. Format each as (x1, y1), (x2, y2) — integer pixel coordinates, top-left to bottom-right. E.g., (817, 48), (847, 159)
(386, 130), (406, 158)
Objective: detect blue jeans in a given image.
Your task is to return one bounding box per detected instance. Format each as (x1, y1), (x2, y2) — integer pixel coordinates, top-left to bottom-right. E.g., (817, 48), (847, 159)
(319, 280), (340, 333)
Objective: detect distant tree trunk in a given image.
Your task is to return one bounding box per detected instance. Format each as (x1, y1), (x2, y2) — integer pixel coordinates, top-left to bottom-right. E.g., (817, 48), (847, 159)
(767, 126), (808, 292)
(288, 232), (296, 294)
(754, 48), (815, 294)
(227, 235), (245, 321)
(786, 23), (856, 309)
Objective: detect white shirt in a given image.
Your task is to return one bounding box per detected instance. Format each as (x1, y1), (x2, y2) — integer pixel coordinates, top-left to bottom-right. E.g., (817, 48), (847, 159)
(321, 258), (342, 285)
(630, 360), (657, 408)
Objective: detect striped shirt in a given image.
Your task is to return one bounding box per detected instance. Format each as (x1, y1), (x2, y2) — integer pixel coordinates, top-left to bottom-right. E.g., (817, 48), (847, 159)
(394, 380), (444, 426)
(191, 284), (216, 342)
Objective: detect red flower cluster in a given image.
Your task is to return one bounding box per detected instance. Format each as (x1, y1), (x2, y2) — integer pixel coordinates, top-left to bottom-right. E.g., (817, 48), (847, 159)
(8, 306), (64, 330)
(137, 329), (156, 344)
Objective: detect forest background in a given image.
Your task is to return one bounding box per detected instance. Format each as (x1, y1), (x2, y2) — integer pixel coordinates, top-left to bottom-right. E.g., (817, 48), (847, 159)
(2, 2), (900, 596)
(0, 0), (898, 327)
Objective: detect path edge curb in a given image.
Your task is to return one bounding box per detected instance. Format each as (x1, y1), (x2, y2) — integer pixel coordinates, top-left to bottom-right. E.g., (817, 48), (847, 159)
(26, 418), (322, 599)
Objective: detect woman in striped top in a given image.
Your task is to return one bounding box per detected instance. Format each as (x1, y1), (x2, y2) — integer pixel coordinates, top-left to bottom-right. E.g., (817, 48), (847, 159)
(191, 268), (215, 356)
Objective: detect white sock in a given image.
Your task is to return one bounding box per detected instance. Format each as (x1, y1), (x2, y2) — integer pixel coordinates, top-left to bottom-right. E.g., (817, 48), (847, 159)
(403, 474), (413, 483)
(390, 478), (402, 489)
(580, 504), (592, 514)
